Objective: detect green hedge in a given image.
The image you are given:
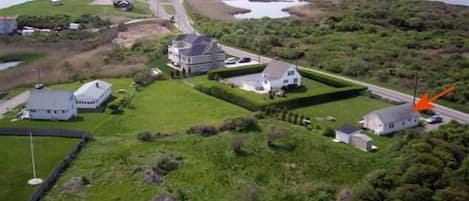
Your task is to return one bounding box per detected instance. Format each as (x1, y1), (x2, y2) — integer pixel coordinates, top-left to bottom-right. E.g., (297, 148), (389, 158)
(298, 69), (354, 88)
(207, 64), (267, 80)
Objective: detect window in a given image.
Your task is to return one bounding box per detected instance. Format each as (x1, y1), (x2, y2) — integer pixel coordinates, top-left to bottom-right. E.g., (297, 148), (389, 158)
(63, 110), (65, 114)
(31, 109), (36, 112)
(283, 80), (288, 84)
(54, 111), (57, 114)
(293, 78), (298, 83)
(264, 80), (267, 84)
(389, 123), (395, 129)
(288, 71), (295, 76)
(47, 110), (51, 113)
(402, 121), (405, 125)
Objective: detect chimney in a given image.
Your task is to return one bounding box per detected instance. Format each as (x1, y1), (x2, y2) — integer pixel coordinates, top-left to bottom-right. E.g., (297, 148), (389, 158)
(95, 82), (99, 88)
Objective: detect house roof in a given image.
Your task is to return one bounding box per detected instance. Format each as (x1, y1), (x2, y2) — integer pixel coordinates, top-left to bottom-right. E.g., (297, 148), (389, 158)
(352, 133), (372, 142)
(364, 103), (419, 123)
(74, 80), (111, 100)
(174, 34), (213, 44)
(336, 125), (360, 134)
(262, 61), (294, 79)
(180, 43), (209, 56)
(175, 34), (223, 57)
(27, 89), (74, 110)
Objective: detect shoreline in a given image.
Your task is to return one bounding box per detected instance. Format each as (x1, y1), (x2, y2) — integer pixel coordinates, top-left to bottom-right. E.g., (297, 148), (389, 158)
(187, 0), (250, 20)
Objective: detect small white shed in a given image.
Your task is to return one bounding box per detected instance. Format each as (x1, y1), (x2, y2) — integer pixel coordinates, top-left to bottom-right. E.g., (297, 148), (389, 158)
(351, 134), (373, 152)
(335, 125), (361, 144)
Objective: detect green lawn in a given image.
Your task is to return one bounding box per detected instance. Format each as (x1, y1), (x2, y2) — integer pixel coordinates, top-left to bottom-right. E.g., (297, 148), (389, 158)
(0, 0), (152, 18)
(0, 78), (249, 136)
(162, 4), (175, 15)
(0, 136), (79, 201)
(294, 96), (393, 128)
(43, 119), (394, 201)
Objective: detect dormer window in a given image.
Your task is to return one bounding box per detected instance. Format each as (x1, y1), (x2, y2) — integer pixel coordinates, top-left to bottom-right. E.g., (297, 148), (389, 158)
(288, 70), (295, 76)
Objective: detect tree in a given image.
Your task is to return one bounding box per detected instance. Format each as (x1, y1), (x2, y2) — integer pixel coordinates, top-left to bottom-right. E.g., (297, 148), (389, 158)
(231, 137), (245, 155)
(267, 126), (286, 147)
(322, 127), (335, 137)
(389, 184), (433, 201)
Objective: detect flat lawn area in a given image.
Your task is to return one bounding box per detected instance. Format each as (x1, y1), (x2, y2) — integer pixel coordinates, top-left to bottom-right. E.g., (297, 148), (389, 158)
(0, 0), (152, 18)
(162, 4), (175, 15)
(189, 75), (343, 106)
(44, 120), (394, 201)
(0, 79), (249, 136)
(0, 136), (79, 201)
(294, 96), (393, 128)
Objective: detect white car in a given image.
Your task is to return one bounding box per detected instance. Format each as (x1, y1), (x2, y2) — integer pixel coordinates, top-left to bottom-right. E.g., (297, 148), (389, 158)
(224, 58), (237, 65)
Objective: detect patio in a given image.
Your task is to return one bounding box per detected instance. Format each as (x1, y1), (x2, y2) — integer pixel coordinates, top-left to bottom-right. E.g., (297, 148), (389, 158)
(225, 73), (269, 94)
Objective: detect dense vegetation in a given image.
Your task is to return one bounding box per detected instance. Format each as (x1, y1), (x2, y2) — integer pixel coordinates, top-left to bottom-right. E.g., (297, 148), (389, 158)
(16, 14), (111, 29)
(352, 121), (469, 201)
(194, 0), (469, 110)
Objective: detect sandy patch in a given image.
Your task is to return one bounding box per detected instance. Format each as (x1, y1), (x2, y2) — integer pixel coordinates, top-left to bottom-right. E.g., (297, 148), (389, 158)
(187, 0), (250, 20)
(90, 0), (113, 5)
(112, 23), (171, 48)
(286, 0), (340, 21)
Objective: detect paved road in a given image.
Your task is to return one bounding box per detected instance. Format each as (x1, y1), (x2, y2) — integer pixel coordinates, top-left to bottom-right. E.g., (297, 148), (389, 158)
(157, 0), (469, 124)
(0, 91), (30, 118)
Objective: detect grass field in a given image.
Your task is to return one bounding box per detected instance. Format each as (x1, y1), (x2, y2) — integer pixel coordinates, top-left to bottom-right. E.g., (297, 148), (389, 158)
(0, 0), (152, 18)
(0, 136), (79, 201)
(0, 78), (249, 136)
(294, 96), (393, 128)
(43, 119), (394, 201)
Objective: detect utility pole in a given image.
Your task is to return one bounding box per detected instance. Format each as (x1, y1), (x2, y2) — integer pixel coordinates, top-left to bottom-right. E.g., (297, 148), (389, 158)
(257, 39), (261, 64)
(295, 46), (299, 68)
(412, 72), (419, 105)
(32, 67), (41, 84)
(156, 0), (160, 18)
(27, 131), (42, 185)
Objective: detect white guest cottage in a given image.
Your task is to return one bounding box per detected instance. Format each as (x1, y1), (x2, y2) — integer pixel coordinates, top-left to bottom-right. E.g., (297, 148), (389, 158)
(74, 80), (112, 109)
(25, 89), (77, 120)
(363, 103), (420, 135)
(335, 125), (361, 144)
(261, 61), (302, 91)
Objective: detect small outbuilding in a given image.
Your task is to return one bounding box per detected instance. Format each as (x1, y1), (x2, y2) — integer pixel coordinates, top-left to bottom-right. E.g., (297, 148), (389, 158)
(0, 16), (17, 35)
(69, 23), (81, 31)
(335, 125), (360, 144)
(74, 80), (112, 109)
(351, 134), (373, 152)
(26, 89), (77, 120)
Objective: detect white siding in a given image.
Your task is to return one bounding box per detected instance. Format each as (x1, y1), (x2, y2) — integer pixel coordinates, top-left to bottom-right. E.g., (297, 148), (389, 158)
(28, 97), (77, 120)
(262, 67), (301, 90)
(335, 130), (360, 144)
(364, 114), (420, 135)
(76, 88), (111, 109)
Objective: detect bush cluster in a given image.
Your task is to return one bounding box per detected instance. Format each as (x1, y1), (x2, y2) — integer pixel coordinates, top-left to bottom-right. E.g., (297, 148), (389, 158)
(157, 153), (183, 175)
(136, 131), (175, 142)
(219, 116), (259, 133)
(187, 125), (218, 137)
(133, 70), (156, 87)
(207, 64), (266, 80)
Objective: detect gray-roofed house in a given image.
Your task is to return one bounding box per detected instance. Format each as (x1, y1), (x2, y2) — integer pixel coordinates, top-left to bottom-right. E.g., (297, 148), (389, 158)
(261, 60), (301, 91)
(0, 16), (17, 35)
(168, 34), (225, 74)
(335, 125), (361, 144)
(363, 103), (420, 135)
(25, 89), (77, 120)
(74, 80), (112, 109)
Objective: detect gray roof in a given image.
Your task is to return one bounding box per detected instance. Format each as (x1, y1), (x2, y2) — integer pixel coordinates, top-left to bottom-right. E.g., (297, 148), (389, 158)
(364, 103), (420, 123)
(74, 80), (112, 99)
(27, 89), (74, 110)
(175, 34), (223, 57)
(262, 61), (294, 79)
(336, 125), (360, 134)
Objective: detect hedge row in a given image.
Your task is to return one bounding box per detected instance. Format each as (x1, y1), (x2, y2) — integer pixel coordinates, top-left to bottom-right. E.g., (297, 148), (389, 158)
(298, 69), (355, 88)
(195, 84), (366, 111)
(207, 64), (267, 80)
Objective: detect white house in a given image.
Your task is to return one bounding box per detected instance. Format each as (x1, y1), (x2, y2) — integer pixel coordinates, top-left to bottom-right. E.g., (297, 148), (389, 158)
(69, 23), (81, 31)
(363, 103), (420, 135)
(335, 125), (361, 144)
(0, 16), (17, 35)
(25, 89), (77, 120)
(74, 80), (112, 109)
(261, 61), (302, 91)
(168, 34), (225, 74)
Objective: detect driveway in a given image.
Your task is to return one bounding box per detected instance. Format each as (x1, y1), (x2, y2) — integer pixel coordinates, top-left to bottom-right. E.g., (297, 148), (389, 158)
(0, 91), (30, 118)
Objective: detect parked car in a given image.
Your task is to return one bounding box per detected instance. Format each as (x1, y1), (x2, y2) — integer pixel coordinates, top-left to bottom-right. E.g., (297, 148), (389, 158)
(426, 115), (443, 124)
(224, 58), (237, 65)
(238, 57), (251, 63)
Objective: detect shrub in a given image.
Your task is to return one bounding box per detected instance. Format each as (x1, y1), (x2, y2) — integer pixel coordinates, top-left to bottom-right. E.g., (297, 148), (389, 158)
(137, 131), (154, 142)
(267, 126), (286, 147)
(187, 124), (218, 136)
(133, 70), (156, 87)
(251, 111), (265, 119)
(219, 116), (258, 132)
(231, 137), (245, 155)
(157, 153), (183, 175)
(322, 127), (335, 137)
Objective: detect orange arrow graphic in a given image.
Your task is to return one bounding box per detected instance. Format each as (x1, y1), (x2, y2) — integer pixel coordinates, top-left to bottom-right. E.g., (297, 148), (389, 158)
(413, 86), (455, 111)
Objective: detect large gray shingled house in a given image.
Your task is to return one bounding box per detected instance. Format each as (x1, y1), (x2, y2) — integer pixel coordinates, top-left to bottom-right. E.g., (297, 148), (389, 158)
(168, 34), (225, 74)
(25, 89), (78, 120)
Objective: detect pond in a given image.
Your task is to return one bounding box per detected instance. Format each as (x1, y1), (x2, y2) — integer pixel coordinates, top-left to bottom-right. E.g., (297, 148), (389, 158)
(0, 0), (34, 9)
(432, 0), (469, 6)
(0, 61), (22, 71)
(223, 0), (308, 19)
